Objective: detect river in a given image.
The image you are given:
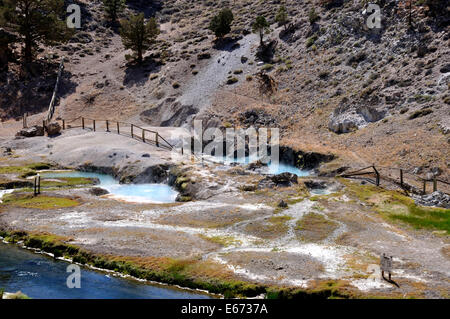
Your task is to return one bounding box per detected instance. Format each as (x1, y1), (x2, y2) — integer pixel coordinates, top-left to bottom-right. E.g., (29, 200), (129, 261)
(0, 243), (212, 299)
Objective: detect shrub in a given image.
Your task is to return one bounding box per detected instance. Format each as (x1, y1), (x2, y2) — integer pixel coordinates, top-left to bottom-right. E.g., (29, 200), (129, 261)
(306, 35), (318, 47)
(308, 8), (320, 24)
(209, 8), (234, 38)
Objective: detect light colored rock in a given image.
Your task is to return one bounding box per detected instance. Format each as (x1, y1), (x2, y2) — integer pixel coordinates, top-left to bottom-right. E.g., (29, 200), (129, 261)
(15, 125), (45, 138)
(328, 105), (385, 134)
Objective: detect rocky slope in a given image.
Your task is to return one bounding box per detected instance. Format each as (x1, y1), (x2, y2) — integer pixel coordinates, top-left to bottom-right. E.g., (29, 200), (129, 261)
(0, 0), (449, 179)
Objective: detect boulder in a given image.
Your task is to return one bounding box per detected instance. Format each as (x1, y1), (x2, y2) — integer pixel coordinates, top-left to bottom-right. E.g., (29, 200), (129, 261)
(46, 122), (62, 136)
(258, 172), (298, 189)
(328, 105), (385, 134)
(277, 200), (288, 208)
(15, 125), (45, 138)
(89, 187), (109, 196)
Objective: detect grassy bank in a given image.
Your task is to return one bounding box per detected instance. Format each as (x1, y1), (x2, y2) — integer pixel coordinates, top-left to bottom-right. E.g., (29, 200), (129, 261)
(340, 179), (450, 234)
(0, 229), (357, 299)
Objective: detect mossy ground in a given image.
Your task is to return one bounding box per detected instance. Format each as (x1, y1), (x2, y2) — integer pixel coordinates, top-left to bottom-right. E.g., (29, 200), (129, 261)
(1, 193), (80, 210)
(295, 212), (338, 242)
(340, 179), (450, 234)
(198, 234), (242, 247)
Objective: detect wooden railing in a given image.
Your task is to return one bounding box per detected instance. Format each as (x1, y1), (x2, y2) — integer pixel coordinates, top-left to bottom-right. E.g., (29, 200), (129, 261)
(60, 117), (174, 150)
(339, 165), (450, 195)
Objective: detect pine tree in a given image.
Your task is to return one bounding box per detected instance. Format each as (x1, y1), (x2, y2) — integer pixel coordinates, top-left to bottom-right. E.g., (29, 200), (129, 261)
(252, 16), (270, 47)
(275, 5), (289, 30)
(103, 0), (125, 22)
(209, 8), (234, 39)
(120, 13), (159, 63)
(1, 0), (72, 64)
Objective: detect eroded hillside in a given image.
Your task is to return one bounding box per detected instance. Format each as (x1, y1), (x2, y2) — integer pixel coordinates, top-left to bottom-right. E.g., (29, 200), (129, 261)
(1, 0), (449, 178)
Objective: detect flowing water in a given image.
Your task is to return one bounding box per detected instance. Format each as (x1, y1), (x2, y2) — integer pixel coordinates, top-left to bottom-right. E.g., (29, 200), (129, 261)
(41, 171), (178, 204)
(0, 243), (212, 299)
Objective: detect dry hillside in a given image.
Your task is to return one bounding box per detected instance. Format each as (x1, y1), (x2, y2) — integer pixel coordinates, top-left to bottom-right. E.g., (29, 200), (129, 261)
(1, 0), (449, 179)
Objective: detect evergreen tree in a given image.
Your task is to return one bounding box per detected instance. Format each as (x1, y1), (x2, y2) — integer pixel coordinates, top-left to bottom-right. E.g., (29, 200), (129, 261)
(209, 8), (234, 39)
(252, 16), (270, 47)
(103, 0), (125, 22)
(1, 0), (72, 64)
(275, 5), (289, 30)
(120, 13), (159, 63)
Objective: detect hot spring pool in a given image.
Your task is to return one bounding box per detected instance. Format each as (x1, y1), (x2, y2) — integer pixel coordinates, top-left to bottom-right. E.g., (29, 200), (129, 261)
(41, 171), (178, 204)
(212, 155), (311, 176)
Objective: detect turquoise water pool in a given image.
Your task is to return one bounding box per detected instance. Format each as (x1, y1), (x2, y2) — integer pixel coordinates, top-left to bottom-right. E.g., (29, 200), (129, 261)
(42, 171), (178, 204)
(213, 155), (310, 176)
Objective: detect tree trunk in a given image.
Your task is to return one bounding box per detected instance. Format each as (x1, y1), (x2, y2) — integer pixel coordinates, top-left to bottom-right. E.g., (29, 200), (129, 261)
(24, 34), (32, 64)
(259, 30), (264, 47)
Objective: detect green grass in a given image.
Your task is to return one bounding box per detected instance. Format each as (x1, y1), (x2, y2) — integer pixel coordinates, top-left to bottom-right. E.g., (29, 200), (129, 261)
(199, 235), (242, 247)
(341, 179), (450, 234)
(40, 177), (97, 188)
(1, 193), (80, 210)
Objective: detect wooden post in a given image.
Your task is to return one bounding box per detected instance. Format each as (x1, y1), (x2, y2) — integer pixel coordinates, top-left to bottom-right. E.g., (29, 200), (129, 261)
(117, 122), (120, 134)
(373, 166), (380, 186)
(131, 124), (134, 138)
(33, 177), (37, 196)
(423, 180), (426, 194)
(106, 120), (109, 132)
(156, 133), (159, 147)
(142, 129), (145, 143)
(433, 177), (437, 192)
(400, 169), (403, 188)
(82, 117), (85, 129)
(62, 119), (65, 130)
(93, 120), (96, 132)
(37, 175), (40, 195)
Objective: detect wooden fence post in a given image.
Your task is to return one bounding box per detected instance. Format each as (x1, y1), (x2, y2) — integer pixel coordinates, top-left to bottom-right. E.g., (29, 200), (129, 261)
(82, 117), (85, 129)
(62, 119), (65, 130)
(433, 177), (437, 192)
(117, 122), (120, 134)
(156, 133), (159, 147)
(131, 124), (134, 138)
(400, 169), (403, 188)
(142, 129), (145, 143)
(37, 175), (40, 195)
(373, 166), (380, 186)
(106, 120), (109, 132)
(93, 119), (96, 132)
